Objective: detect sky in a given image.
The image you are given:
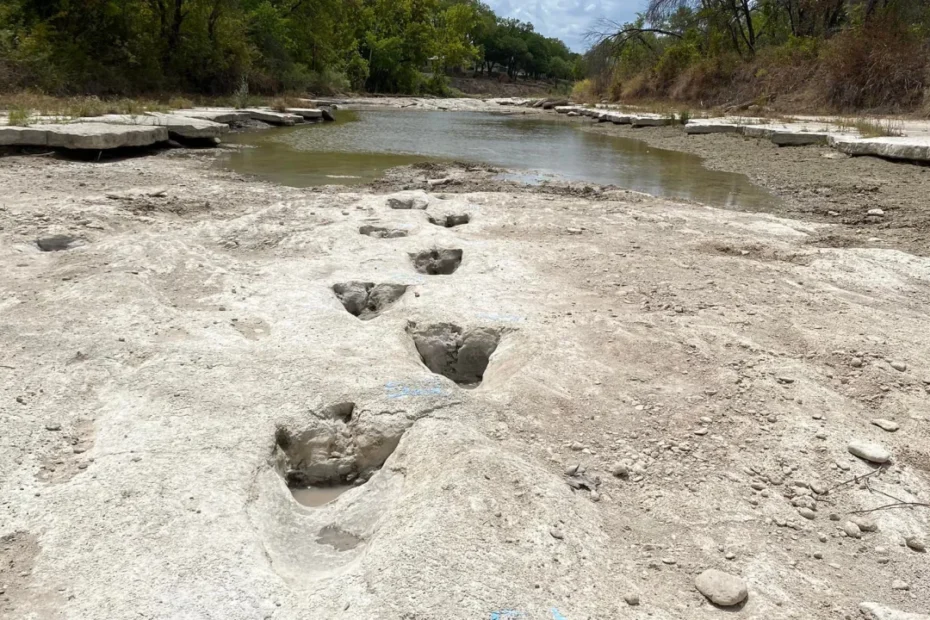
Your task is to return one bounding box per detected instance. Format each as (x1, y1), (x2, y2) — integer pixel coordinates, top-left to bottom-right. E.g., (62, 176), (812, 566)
(486, 0), (642, 53)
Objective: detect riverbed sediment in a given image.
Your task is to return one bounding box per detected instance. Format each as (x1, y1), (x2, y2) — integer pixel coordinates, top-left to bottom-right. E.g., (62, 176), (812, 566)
(1, 101), (928, 620)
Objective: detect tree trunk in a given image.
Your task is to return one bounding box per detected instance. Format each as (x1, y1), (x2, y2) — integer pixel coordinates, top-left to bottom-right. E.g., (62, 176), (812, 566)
(167, 0), (185, 58)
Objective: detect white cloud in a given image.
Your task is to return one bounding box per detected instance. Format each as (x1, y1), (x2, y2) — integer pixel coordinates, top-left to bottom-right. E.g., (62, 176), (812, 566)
(486, 0), (643, 52)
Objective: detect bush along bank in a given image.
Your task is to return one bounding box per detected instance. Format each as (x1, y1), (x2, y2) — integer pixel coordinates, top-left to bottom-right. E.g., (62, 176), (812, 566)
(576, 1), (930, 114)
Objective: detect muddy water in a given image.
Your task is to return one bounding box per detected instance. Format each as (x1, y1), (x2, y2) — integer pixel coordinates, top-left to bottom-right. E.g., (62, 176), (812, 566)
(290, 485), (353, 507)
(225, 109), (775, 209)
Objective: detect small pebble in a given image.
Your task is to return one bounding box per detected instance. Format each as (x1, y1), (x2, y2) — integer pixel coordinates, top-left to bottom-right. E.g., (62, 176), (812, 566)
(871, 419), (900, 432)
(905, 536), (926, 552)
(843, 521), (862, 539)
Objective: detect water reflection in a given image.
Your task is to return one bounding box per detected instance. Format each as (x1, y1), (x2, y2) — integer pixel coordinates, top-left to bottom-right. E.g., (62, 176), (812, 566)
(224, 109), (774, 209)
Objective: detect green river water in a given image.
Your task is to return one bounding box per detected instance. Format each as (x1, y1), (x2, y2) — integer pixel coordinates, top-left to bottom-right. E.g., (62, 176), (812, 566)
(224, 109), (774, 209)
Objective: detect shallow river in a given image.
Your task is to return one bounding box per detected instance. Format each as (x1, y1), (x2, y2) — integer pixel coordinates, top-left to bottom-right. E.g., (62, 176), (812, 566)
(224, 109), (774, 209)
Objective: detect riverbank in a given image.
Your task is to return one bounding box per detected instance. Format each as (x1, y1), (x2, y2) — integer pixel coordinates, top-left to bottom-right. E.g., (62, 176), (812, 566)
(1, 101), (928, 620)
(581, 121), (930, 257)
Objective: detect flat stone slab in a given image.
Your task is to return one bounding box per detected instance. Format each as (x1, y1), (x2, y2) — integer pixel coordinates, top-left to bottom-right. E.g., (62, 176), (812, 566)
(631, 116), (674, 128)
(685, 120), (744, 135)
(770, 130), (831, 146)
(246, 109), (303, 125)
(47, 123), (168, 149)
(742, 126), (777, 139)
(1, 123), (167, 149)
(91, 113), (227, 139)
(285, 108), (323, 120)
(175, 108), (252, 124)
(832, 136), (930, 161)
(0, 125), (51, 146)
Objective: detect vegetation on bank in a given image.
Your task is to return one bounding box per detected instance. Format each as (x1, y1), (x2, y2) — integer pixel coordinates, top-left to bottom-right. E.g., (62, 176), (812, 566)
(577, 0), (930, 113)
(0, 0), (581, 98)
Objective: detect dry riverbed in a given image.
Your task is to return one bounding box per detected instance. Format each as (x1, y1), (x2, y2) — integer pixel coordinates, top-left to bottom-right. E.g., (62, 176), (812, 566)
(581, 121), (930, 257)
(1, 127), (929, 620)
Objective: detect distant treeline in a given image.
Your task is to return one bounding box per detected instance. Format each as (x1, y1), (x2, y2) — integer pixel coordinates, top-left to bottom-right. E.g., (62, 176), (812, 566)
(0, 0), (582, 96)
(577, 0), (930, 112)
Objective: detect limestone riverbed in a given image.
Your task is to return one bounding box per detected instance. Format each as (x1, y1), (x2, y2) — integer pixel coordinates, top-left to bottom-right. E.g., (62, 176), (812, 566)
(0, 102), (929, 620)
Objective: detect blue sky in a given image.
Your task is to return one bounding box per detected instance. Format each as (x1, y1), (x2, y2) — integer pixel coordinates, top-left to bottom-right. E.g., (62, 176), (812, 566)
(486, 0), (642, 52)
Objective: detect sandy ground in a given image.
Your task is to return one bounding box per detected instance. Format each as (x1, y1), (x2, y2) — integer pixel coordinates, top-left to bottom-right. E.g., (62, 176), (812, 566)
(580, 121), (930, 257)
(1, 133), (929, 620)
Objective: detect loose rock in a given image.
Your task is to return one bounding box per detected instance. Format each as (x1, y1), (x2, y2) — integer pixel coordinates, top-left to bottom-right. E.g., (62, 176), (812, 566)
(871, 419), (900, 432)
(860, 602), (930, 620)
(848, 440), (891, 464)
(843, 521), (862, 539)
(905, 536), (926, 552)
(694, 569), (748, 607)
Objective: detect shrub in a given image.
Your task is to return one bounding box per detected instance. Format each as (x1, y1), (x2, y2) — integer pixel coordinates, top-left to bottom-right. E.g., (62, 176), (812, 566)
(422, 73), (449, 96)
(345, 53), (370, 92)
(570, 78), (598, 103)
(821, 17), (927, 110)
(654, 43), (700, 87)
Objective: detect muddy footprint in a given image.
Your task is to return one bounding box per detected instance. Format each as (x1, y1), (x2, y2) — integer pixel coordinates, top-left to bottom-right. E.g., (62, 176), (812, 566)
(407, 322), (503, 387)
(427, 214), (470, 228)
(409, 249), (462, 275)
(359, 225), (408, 239)
(332, 282), (408, 320)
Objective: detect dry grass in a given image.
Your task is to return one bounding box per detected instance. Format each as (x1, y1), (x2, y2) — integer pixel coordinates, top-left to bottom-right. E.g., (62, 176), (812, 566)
(269, 96), (307, 112)
(7, 107), (30, 126)
(834, 117), (904, 137)
(0, 93), (179, 119)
